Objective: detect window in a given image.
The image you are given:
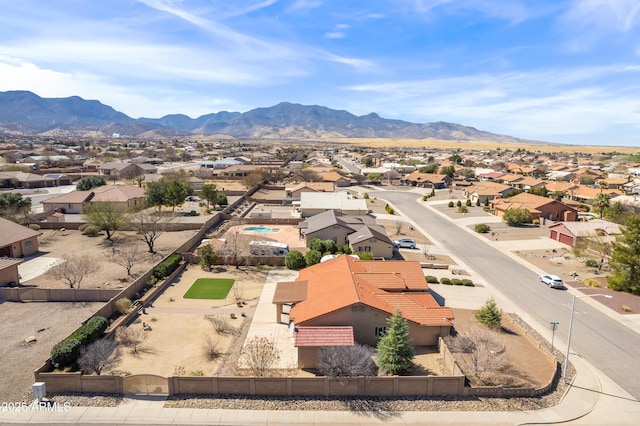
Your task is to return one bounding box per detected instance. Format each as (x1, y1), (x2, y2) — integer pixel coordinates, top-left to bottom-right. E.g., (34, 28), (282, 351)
(374, 326), (387, 337)
(25, 241), (33, 248)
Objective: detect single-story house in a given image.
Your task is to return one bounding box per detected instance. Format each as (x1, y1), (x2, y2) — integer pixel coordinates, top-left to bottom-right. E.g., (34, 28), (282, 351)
(318, 171), (351, 187)
(299, 210), (393, 258)
(99, 162), (148, 178)
(463, 182), (515, 204)
(279, 256), (453, 362)
(285, 182), (335, 200)
(0, 171), (73, 189)
(42, 185), (145, 213)
(549, 219), (621, 247)
(401, 172), (452, 188)
(299, 192), (368, 218)
(492, 192), (578, 222)
(0, 217), (40, 258)
(0, 257), (23, 287)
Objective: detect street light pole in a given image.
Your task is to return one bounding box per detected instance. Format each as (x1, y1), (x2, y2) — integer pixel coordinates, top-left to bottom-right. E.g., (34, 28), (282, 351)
(563, 293), (613, 383)
(550, 320), (559, 351)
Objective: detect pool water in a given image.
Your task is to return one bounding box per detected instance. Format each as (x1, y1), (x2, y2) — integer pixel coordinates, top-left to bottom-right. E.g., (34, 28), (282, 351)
(243, 226), (280, 233)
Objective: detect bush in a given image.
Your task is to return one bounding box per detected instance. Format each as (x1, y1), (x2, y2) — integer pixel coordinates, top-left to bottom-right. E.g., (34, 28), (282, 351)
(461, 279), (474, 287)
(425, 276), (439, 284)
(456, 200), (462, 207)
(357, 251), (374, 260)
(475, 297), (502, 329)
(422, 195), (428, 201)
(154, 254), (181, 279)
(285, 251), (306, 270)
(317, 344), (377, 377)
(78, 224), (88, 232)
(363, 193), (369, 199)
(584, 278), (601, 288)
(452, 278), (463, 286)
(441, 277), (452, 285)
(465, 199), (472, 207)
(189, 210), (198, 216)
(475, 224), (491, 233)
(385, 204), (395, 214)
(503, 208), (533, 226)
(28, 223), (41, 231)
(476, 199), (481, 207)
(68, 316), (109, 346)
(81, 225), (101, 237)
(51, 338), (82, 369)
(585, 259), (598, 268)
(115, 298), (132, 314)
(448, 201), (455, 208)
(305, 249), (322, 266)
(458, 206), (468, 213)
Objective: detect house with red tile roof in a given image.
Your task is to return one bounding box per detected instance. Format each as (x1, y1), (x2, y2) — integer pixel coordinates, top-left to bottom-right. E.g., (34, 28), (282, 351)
(281, 256), (454, 355)
(492, 192), (578, 222)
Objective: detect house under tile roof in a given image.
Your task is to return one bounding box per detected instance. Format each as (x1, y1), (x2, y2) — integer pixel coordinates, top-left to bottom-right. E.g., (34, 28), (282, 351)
(294, 326), (354, 347)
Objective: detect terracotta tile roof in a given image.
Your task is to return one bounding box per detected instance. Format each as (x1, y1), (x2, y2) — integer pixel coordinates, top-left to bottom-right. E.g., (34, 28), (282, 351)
(467, 181), (513, 195)
(294, 326), (354, 347)
(272, 281), (308, 304)
(289, 256), (451, 327)
(493, 192), (571, 210)
(544, 181), (578, 193)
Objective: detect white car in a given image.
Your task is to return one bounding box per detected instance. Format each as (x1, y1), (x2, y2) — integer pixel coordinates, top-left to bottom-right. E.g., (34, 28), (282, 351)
(394, 238), (416, 249)
(539, 274), (564, 289)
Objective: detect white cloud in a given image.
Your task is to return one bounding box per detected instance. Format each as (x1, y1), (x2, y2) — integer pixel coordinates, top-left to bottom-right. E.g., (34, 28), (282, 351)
(564, 0), (640, 32)
(325, 32), (345, 39)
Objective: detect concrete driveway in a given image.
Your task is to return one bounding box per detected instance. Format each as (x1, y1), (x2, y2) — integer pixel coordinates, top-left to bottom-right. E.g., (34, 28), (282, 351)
(18, 256), (61, 282)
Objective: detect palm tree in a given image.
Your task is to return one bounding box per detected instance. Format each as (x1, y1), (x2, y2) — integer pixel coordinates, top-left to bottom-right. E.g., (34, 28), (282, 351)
(593, 192), (610, 219)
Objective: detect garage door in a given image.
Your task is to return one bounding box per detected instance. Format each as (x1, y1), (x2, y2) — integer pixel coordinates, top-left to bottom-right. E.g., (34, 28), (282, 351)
(550, 230), (558, 241)
(559, 233), (573, 246)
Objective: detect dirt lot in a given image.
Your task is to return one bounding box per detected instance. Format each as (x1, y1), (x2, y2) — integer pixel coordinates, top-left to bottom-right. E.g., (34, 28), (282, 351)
(0, 301), (102, 401)
(24, 228), (198, 289)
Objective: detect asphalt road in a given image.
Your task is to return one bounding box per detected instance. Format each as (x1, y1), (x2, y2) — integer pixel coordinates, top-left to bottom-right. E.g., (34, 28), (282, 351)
(379, 190), (640, 400)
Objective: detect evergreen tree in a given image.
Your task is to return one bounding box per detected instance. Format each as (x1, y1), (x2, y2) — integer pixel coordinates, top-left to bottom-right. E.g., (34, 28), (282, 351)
(376, 309), (414, 375)
(607, 216), (640, 295)
(475, 297), (502, 329)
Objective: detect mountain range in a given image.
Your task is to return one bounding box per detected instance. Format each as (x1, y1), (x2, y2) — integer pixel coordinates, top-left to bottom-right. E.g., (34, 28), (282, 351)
(0, 91), (540, 144)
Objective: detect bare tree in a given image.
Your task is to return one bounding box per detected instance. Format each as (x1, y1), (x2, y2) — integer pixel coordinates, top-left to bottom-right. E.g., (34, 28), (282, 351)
(445, 326), (505, 383)
(110, 243), (143, 276)
(115, 326), (147, 354)
(395, 220), (404, 235)
(317, 344), (377, 377)
(83, 201), (129, 241)
(202, 336), (223, 361)
(78, 339), (120, 375)
(129, 210), (173, 253)
(294, 169), (322, 182)
(232, 281), (244, 304)
(48, 254), (96, 289)
(223, 218), (247, 269)
(239, 336), (281, 376)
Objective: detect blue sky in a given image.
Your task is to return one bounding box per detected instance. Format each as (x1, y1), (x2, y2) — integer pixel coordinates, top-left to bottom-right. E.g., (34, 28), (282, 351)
(1, 0), (639, 146)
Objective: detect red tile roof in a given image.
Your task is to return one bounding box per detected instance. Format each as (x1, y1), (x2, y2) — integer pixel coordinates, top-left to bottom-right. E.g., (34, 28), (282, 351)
(294, 326), (354, 347)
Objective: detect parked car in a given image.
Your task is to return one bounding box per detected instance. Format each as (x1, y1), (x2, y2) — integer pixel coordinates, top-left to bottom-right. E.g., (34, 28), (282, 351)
(393, 238), (416, 249)
(539, 274), (564, 289)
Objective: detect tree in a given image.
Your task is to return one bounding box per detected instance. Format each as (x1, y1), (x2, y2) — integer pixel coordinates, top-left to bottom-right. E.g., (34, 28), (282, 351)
(439, 165), (456, 178)
(78, 339), (120, 375)
(115, 326), (147, 354)
(111, 243), (143, 276)
(239, 336), (281, 376)
(367, 173), (382, 182)
(362, 157), (374, 167)
(216, 193), (228, 207)
(129, 210), (172, 253)
(294, 168), (321, 182)
(593, 192), (611, 219)
(607, 216), (640, 295)
(200, 183), (218, 207)
(285, 250), (306, 270)
(199, 244), (218, 271)
(241, 169), (268, 189)
(145, 180), (167, 211)
(164, 179), (192, 211)
(475, 297), (502, 329)
(0, 193), (32, 219)
(503, 208), (532, 226)
(223, 218), (246, 269)
(376, 309), (414, 375)
(84, 202), (128, 240)
(445, 326), (505, 384)
(76, 176), (106, 191)
(317, 344), (377, 377)
(48, 254), (95, 288)
(419, 163), (439, 174)
(308, 238), (326, 253)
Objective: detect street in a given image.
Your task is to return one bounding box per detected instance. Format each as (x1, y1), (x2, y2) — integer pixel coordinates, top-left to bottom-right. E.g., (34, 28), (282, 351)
(378, 190), (640, 400)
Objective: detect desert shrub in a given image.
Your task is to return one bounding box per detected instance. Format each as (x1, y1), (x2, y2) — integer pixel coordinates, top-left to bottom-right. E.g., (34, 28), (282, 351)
(441, 277), (452, 285)
(115, 327), (147, 354)
(154, 254), (181, 279)
(465, 199), (472, 207)
(585, 259), (598, 268)
(475, 224), (491, 233)
(285, 250), (306, 270)
(189, 370), (205, 376)
(620, 305), (632, 312)
(240, 336), (281, 376)
(385, 204), (395, 214)
(458, 206), (468, 213)
(305, 249), (322, 266)
(202, 336), (222, 360)
(68, 316), (109, 346)
(584, 278), (601, 288)
(462, 279), (474, 286)
(78, 224), (88, 232)
(28, 223), (41, 231)
(363, 193), (369, 199)
(115, 298), (132, 314)
(189, 210), (198, 216)
(425, 276), (439, 284)
(81, 225), (101, 237)
(357, 251), (374, 260)
(452, 278), (463, 286)
(456, 200), (462, 207)
(51, 338), (83, 369)
(448, 201), (454, 208)
(503, 208), (533, 226)
(422, 195), (428, 201)
(532, 218), (540, 225)
(476, 199), (481, 207)
(317, 344), (377, 377)
(475, 297), (502, 329)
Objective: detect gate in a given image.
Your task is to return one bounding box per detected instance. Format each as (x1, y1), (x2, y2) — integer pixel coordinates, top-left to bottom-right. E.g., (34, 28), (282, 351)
(123, 374), (169, 395)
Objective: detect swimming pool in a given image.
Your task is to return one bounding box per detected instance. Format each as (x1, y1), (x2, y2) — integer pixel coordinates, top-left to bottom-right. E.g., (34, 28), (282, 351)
(243, 226), (280, 233)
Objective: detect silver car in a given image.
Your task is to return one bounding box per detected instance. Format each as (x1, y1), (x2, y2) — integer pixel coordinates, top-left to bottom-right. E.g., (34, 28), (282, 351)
(394, 238), (416, 249)
(539, 274), (564, 289)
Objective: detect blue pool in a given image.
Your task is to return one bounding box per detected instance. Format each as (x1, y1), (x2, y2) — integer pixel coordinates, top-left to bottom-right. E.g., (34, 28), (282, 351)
(244, 226), (280, 233)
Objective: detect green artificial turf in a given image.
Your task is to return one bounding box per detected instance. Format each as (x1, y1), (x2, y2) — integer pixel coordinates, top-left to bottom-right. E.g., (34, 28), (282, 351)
(183, 278), (235, 300)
